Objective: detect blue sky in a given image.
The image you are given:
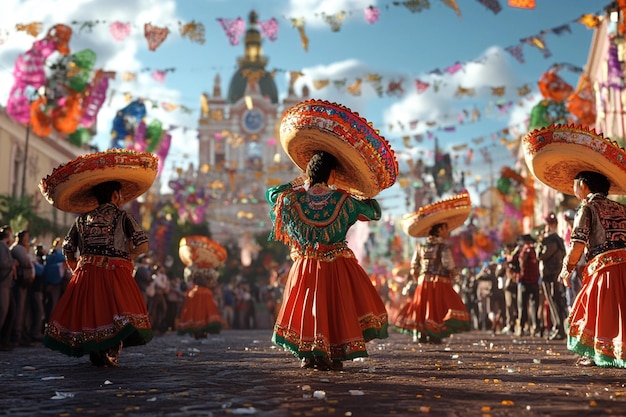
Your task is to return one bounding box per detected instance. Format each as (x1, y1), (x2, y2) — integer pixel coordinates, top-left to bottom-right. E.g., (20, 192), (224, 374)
(0, 0), (603, 216)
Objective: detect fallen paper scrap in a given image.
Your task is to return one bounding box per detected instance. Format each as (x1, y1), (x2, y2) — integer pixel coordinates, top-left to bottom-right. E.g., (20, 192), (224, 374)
(41, 376), (64, 381)
(51, 391), (75, 400)
(348, 390), (364, 396)
(231, 407), (257, 414)
(313, 390), (326, 399)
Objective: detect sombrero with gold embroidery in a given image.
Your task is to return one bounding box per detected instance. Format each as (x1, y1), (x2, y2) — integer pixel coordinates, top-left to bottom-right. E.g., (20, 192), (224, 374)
(402, 192), (472, 238)
(39, 149), (158, 214)
(179, 235), (227, 269)
(279, 99), (398, 198)
(523, 124), (626, 196)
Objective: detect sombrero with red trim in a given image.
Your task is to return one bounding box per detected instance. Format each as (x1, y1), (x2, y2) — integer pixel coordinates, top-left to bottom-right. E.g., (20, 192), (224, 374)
(402, 192), (472, 238)
(279, 99), (398, 198)
(39, 149), (158, 214)
(179, 235), (227, 269)
(523, 124), (626, 195)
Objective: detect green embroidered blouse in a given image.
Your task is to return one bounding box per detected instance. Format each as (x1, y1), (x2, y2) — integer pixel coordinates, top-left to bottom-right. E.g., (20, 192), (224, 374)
(266, 183), (381, 254)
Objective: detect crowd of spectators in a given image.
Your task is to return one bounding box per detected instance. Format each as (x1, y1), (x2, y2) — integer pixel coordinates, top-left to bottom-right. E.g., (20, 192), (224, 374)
(0, 209), (580, 351)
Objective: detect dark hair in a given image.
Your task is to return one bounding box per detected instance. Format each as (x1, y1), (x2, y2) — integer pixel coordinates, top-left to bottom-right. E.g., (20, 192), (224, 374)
(0, 225), (11, 240)
(428, 223), (445, 237)
(16, 229), (29, 241)
(306, 151), (338, 185)
(576, 171), (610, 196)
(92, 181), (122, 205)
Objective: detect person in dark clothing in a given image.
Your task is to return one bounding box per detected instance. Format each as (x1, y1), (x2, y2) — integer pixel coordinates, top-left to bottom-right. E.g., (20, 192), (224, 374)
(133, 254), (154, 307)
(43, 238), (66, 324)
(514, 234), (540, 337)
(538, 212), (567, 340)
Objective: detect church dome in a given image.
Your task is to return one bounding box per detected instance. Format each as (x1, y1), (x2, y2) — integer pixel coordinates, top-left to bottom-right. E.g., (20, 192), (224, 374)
(227, 67), (279, 104)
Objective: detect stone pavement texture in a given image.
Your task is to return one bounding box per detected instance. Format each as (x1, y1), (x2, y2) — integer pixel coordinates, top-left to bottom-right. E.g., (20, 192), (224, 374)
(1, 329), (625, 417)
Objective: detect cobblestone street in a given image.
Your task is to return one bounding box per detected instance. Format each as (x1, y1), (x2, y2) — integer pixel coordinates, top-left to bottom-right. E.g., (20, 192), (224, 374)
(1, 329), (625, 417)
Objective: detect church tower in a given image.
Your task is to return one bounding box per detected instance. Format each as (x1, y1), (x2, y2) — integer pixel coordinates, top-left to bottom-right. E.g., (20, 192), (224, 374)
(196, 11), (304, 241)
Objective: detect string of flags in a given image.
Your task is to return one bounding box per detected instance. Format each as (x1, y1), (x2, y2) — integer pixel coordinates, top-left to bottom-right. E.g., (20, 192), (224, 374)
(0, 1), (603, 170)
(0, 3), (603, 54)
(0, 7), (598, 98)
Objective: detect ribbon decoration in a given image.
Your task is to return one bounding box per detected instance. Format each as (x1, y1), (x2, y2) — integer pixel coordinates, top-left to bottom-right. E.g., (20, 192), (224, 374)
(321, 11), (346, 32)
(258, 18), (279, 41)
(364, 6), (381, 24)
(291, 18), (308, 52)
(216, 17), (245, 45)
(144, 23), (169, 51)
(179, 20), (206, 44)
(110, 21), (131, 41)
(508, 0), (535, 8)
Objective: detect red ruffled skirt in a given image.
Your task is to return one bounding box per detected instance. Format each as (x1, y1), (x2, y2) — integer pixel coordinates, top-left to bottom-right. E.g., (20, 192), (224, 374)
(272, 255), (388, 361)
(567, 249), (626, 368)
(394, 274), (470, 339)
(43, 257), (153, 357)
(177, 286), (222, 336)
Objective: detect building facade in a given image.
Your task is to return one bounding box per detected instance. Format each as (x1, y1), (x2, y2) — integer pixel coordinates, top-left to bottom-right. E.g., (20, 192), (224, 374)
(0, 105), (85, 234)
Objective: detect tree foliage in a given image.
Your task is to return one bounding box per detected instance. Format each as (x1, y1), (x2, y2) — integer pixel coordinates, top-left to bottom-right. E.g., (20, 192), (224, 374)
(0, 194), (64, 238)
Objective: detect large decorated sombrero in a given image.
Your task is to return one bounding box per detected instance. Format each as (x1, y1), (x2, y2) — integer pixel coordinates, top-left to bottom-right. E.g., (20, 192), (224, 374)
(402, 192), (472, 238)
(523, 124), (626, 195)
(39, 149), (159, 214)
(179, 235), (227, 269)
(279, 99), (398, 198)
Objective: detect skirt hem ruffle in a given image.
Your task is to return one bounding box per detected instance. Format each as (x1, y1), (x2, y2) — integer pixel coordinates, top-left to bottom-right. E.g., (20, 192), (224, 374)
(568, 336), (626, 368)
(272, 322), (388, 361)
(393, 317), (470, 339)
(43, 326), (153, 358)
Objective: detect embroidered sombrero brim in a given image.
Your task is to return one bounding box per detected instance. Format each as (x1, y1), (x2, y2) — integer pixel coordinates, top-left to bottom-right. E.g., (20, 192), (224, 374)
(179, 235), (227, 269)
(402, 192), (472, 238)
(39, 149), (158, 214)
(279, 99), (398, 198)
(523, 124), (626, 195)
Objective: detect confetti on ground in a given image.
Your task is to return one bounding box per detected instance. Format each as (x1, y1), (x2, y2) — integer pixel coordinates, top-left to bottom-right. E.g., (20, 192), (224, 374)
(51, 391), (75, 400)
(231, 407), (257, 414)
(313, 390), (326, 399)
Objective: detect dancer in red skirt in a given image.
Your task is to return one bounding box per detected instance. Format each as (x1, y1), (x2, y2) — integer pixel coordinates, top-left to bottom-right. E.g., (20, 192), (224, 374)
(39, 150), (158, 367)
(177, 267), (222, 338)
(394, 193), (472, 343)
(524, 125), (626, 368)
(268, 100), (398, 371)
(177, 236), (227, 338)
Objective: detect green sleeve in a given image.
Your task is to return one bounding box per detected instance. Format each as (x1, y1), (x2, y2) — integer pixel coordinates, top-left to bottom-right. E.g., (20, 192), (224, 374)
(351, 198), (382, 222)
(266, 183), (292, 206)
